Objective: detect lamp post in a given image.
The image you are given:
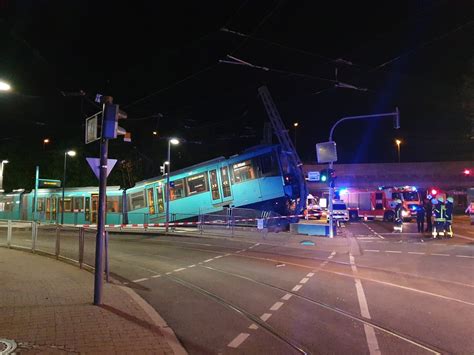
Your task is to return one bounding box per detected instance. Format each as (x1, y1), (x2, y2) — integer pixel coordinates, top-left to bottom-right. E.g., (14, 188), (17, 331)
(165, 138), (179, 232)
(293, 122), (299, 149)
(43, 138), (50, 150)
(61, 150), (76, 224)
(395, 139), (402, 163)
(0, 160), (9, 190)
(0, 80), (11, 92)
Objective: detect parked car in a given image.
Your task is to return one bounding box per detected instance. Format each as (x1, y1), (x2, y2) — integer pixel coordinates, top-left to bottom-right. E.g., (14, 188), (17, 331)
(332, 201), (349, 222)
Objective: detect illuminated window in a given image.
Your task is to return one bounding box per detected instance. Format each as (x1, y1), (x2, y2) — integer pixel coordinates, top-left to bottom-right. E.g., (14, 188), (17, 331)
(221, 167), (232, 197)
(107, 196), (121, 213)
(37, 197), (45, 212)
(129, 191), (145, 211)
(156, 185), (165, 213)
(186, 173), (208, 196)
(209, 170), (220, 200)
(232, 160), (256, 184)
(170, 179), (186, 201)
(73, 197), (84, 211)
(147, 188), (155, 214)
(59, 198), (72, 212)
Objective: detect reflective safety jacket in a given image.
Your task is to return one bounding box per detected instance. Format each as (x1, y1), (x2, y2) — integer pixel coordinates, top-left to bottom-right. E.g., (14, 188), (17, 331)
(433, 204), (445, 222)
(445, 201), (453, 222)
(395, 204), (402, 222)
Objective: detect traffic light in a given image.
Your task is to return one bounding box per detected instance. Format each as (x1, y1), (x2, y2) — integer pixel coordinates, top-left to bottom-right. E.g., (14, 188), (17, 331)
(101, 101), (129, 140)
(319, 169), (328, 183)
(319, 168), (336, 186)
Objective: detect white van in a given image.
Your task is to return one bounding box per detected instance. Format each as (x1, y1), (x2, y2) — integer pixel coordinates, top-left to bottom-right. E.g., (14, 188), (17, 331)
(332, 200), (349, 222)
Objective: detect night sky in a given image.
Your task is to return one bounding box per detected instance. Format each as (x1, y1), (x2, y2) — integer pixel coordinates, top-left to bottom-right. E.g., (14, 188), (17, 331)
(0, 0), (473, 191)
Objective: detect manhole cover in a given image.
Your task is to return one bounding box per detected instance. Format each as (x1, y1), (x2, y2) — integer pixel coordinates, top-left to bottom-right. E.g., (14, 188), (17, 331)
(0, 339), (17, 354)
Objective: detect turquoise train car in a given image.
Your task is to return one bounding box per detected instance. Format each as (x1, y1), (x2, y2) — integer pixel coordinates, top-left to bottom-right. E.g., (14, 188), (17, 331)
(0, 145), (303, 225)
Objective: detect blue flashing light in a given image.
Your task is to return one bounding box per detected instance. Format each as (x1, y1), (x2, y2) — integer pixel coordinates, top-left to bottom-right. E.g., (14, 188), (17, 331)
(339, 188), (348, 194)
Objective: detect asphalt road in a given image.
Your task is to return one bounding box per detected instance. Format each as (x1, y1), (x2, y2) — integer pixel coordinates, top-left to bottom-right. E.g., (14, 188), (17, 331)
(1, 219), (473, 354)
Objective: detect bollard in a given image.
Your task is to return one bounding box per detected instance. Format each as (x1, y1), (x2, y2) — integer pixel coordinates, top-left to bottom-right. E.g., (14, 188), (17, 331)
(7, 219), (12, 248)
(31, 222), (37, 253)
(55, 225), (61, 259)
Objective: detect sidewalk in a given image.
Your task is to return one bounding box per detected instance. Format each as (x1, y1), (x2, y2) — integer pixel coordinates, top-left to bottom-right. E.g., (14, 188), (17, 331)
(0, 248), (187, 354)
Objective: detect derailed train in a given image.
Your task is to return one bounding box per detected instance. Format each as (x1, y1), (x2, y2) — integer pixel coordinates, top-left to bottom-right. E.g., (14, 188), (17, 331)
(0, 145), (304, 225)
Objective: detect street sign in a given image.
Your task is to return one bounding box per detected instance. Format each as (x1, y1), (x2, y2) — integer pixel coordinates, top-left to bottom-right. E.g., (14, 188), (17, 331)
(86, 157), (117, 180)
(316, 141), (337, 163)
(85, 112), (101, 144)
(38, 179), (61, 188)
(307, 171), (320, 182)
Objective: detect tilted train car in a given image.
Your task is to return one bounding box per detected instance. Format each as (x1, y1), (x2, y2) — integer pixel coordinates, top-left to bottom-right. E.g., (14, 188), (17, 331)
(0, 145), (302, 225)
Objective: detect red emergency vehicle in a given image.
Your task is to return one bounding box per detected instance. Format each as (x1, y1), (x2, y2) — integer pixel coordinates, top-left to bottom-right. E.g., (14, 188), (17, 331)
(338, 186), (421, 221)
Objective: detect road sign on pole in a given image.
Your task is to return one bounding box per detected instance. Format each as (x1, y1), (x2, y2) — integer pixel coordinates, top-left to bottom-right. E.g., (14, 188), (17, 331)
(316, 141), (337, 164)
(86, 157), (117, 180)
(85, 112), (101, 144)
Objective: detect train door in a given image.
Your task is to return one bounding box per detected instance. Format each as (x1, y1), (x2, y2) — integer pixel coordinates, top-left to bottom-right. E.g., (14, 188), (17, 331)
(146, 186), (158, 223)
(45, 195), (59, 223)
(91, 194), (99, 224)
(219, 165), (233, 204)
(155, 184), (165, 219)
(209, 169), (223, 205)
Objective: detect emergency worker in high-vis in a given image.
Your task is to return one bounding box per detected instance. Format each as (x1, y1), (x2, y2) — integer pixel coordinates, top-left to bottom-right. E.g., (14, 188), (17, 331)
(444, 196), (454, 238)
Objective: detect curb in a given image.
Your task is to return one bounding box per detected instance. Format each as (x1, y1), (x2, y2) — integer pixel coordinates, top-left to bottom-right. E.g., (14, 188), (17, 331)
(118, 286), (188, 355)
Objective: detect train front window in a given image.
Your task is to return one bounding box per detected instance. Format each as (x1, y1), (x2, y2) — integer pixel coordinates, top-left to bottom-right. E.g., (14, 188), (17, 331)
(170, 179), (186, 200)
(403, 191), (419, 201)
(221, 167), (232, 197)
(259, 153), (279, 177)
(129, 191), (145, 211)
(187, 173), (208, 196)
(59, 198), (72, 212)
(232, 160), (256, 183)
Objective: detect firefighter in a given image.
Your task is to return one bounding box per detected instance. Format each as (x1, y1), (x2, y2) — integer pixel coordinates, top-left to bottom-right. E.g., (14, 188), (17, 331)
(393, 199), (403, 232)
(432, 198), (445, 238)
(444, 196), (454, 238)
(424, 198), (432, 232)
(416, 203), (425, 233)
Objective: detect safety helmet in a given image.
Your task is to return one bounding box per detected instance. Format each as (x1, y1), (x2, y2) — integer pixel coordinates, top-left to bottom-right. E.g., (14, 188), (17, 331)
(395, 199), (402, 204)
(437, 197), (444, 203)
(431, 198), (438, 205)
(447, 197), (454, 203)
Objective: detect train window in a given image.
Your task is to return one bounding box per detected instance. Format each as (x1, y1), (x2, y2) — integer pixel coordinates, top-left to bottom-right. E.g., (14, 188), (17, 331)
(221, 166), (232, 197)
(209, 170), (220, 200)
(73, 197), (84, 212)
(147, 188), (155, 214)
(232, 160), (256, 184)
(156, 185), (165, 213)
(107, 196), (121, 213)
(59, 198), (72, 212)
(187, 173), (208, 196)
(170, 179), (186, 201)
(258, 154), (279, 177)
(85, 197), (91, 221)
(3, 196), (13, 212)
(37, 197), (45, 212)
(129, 191), (146, 211)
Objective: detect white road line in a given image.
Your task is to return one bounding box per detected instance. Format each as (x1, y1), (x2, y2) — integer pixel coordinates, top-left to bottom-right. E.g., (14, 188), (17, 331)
(350, 254), (381, 355)
(255, 243), (260, 246)
(408, 252), (425, 255)
(375, 233), (385, 239)
(260, 313), (272, 321)
(214, 255), (223, 259)
(385, 250), (402, 253)
(330, 251), (336, 257)
(227, 333), (250, 348)
(364, 250), (380, 252)
(236, 250), (242, 253)
(270, 302), (284, 311)
(321, 261), (328, 266)
(281, 293), (292, 301)
(456, 255), (474, 259)
(300, 278), (309, 284)
(307, 272), (315, 277)
(248, 324), (258, 330)
(133, 278), (149, 283)
(165, 272), (172, 275)
(430, 253), (450, 257)
(204, 259), (213, 263)
(174, 268), (186, 272)
(225, 253), (231, 256)
(151, 274), (161, 278)
(454, 233), (474, 241)
(188, 264), (196, 268)
(292, 285), (302, 292)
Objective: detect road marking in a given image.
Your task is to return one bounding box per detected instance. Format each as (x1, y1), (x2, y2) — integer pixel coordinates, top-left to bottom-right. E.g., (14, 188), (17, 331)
(270, 302), (284, 311)
(204, 258), (213, 263)
(454, 233), (474, 241)
(307, 272), (315, 277)
(151, 274), (161, 278)
(328, 251), (336, 259)
(350, 254), (381, 355)
(188, 264), (196, 268)
(214, 255), (223, 259)
(300, 278), (309, 284)
(260, 313), (272, 321)
(408, 252), (425, 255)
(236, 250), (242, 253)
(385, 250), (402, 253)
(292, 285), (302, 292)
(174, 268), (186, 272)
(133, 278), (149, 283)
(248, 324), (258, 330)
(165, 272), (172, 275)
(364, 250), (380, 252)
(225, 253), (231, 256)
(430, 253), (449, 257)
(281, 293), (292, 301)
(456, 255), (474, 259)
(227, 333), (250, 348)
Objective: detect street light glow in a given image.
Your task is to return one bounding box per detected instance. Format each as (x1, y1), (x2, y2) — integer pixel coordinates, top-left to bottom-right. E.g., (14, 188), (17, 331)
(164, 161), (169, 165)
(170, 138), (180, 145)
(395, 139), (402, 146)
(2, 160), (9, 164)
(0, 81), (11, 91)
(293, 122), (299, 127)
(43, 138), (50, 144)
(67, 150), (76, 157)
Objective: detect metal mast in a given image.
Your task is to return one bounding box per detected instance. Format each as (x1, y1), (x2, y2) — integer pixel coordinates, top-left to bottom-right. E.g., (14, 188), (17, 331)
(258, 86), (308, 214)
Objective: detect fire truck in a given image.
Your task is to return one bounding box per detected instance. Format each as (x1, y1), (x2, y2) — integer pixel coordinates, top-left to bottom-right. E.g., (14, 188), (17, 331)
(338, 186), (421, 221)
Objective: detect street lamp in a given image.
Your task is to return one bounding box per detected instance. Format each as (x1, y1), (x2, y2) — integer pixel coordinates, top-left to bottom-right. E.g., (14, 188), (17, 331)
(166, 138), (180, 232)
(43, 138), (50, 150)
(395, 139), (402, 163)
(0, 80), (11, 91)
(0, 160), (9, 190)
(61, 150), (76, 224)
(293, 122), (299, 149)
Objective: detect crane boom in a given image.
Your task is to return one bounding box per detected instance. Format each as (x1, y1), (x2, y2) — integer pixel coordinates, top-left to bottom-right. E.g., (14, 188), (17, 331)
(258, 86), (308, 214)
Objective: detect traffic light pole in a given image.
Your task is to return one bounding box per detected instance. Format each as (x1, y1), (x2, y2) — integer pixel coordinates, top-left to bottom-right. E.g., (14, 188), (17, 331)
(327, 108), (400, 238)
